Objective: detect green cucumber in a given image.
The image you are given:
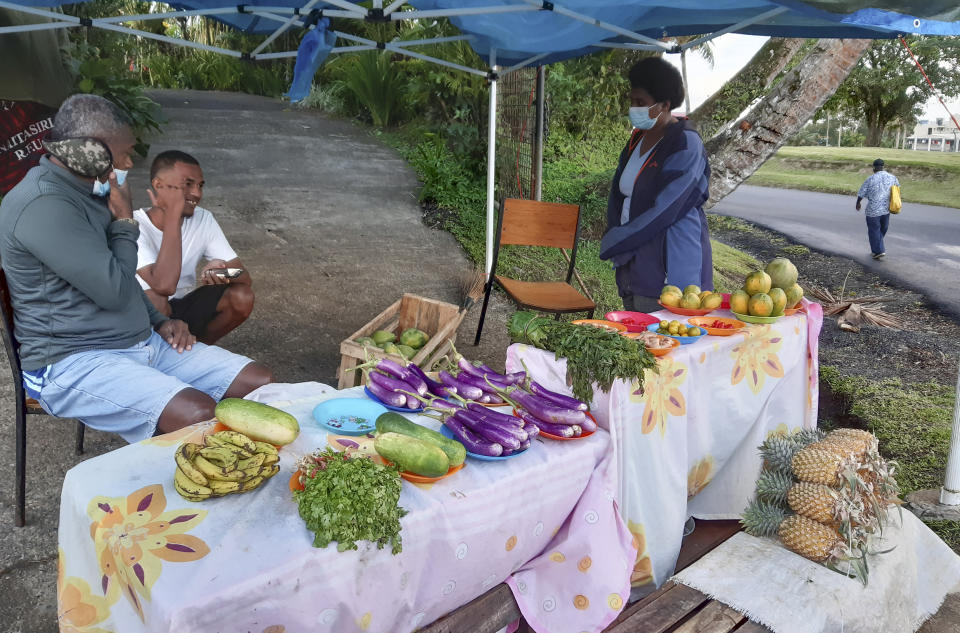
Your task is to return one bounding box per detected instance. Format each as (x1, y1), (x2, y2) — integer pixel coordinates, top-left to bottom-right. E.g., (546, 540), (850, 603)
(214, 398), (300, 446)
(374, 432), (449, 477)
(375, 412), (466, 467)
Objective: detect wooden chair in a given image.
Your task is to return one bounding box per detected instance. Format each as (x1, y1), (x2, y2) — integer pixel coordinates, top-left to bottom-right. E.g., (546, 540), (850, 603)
(0, 270), (84, 527)
(474, 198), (595, 344)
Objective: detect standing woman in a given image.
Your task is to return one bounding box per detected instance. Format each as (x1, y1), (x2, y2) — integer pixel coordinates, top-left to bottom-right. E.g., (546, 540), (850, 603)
(599, 57), (713, 313)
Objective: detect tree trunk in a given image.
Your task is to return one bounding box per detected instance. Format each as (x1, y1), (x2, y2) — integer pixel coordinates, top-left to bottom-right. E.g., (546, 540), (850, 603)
(866, 124), (884, 146)
(681, 50), (691, 115)
(705, 39), (871, 207)
(689, 38), (807, 140)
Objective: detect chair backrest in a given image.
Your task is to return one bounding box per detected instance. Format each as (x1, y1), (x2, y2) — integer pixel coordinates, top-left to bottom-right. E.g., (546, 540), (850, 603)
(0, 269), (26, 387)
(493, 198), (583, 284)
(499, 199), (582, 249)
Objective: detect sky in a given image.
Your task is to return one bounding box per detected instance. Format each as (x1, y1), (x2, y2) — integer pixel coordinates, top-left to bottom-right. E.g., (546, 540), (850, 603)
(664, 34), (960, 124)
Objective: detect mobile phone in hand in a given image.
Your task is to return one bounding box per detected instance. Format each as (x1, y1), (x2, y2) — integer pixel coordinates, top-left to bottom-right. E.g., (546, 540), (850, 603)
(210, 268), (244, 279)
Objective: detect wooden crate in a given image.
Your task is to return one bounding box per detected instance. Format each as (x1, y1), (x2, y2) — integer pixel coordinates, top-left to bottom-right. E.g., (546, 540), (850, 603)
(337, 294), (466, 389)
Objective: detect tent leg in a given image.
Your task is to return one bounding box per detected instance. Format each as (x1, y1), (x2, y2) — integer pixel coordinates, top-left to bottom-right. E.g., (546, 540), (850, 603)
(534, 65), (545, 202)
(485, 70), (498, 275)
(941, 356), (960, 505)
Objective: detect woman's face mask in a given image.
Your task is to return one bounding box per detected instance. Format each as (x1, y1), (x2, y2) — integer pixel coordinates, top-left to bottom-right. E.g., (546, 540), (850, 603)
(629, 104), (661, 130)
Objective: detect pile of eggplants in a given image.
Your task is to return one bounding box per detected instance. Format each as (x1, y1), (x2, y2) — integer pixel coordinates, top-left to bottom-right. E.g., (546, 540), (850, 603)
(364, 358), (451, 409)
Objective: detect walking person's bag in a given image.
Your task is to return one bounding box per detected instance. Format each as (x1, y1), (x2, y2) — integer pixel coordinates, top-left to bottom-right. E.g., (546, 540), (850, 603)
(889, 185), (902, 214)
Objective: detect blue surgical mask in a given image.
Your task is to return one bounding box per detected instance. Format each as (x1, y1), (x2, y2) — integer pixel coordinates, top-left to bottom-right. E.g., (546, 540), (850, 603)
(629, 105), (660, 130)
(113, 168), (128, 187)
(92, 177), (111, 198)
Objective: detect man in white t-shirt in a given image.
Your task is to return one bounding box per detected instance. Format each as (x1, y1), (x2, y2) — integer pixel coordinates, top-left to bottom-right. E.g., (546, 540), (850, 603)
(135, 151), (254, 344)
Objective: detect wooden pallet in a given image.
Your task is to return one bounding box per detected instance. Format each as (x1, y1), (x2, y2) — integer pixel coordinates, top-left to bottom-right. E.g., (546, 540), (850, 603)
(421, 520), (770, 633)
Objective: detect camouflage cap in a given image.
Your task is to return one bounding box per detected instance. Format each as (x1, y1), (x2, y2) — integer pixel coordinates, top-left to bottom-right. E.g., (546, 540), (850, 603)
(42, 137), (113, 178)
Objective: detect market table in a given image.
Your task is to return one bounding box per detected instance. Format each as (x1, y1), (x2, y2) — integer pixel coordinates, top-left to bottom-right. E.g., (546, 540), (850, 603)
(56, 383), (636, 633)
(506, 303), (824, 596)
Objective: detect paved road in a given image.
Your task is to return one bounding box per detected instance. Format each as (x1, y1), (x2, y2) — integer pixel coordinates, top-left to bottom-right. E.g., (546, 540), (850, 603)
(712, 185), (960, 317)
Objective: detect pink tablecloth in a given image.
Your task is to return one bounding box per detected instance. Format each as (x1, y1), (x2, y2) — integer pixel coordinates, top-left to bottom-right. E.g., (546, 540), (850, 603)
(56, 384), (635, 633)
(507, 305), (823, 597)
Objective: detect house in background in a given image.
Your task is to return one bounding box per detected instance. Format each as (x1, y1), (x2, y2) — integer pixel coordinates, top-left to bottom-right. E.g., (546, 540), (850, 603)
(905, 117), (960, 152)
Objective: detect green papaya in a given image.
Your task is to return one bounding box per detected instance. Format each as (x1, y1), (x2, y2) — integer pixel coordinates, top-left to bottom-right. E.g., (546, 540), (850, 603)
(371, 330), (396, 345)
(399, 328), (429, 350)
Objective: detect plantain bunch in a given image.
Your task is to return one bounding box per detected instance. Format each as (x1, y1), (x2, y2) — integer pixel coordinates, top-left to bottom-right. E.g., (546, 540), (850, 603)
(173, 431), (280, 501)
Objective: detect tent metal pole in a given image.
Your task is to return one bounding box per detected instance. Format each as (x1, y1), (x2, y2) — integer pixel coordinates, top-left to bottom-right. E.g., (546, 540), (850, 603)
(386, 44), (489, 77)
(99, 22), (242, 56)
(256, 44), (376, 59)
(251, 0), (323, 57)
(524, 0), (672, 50)
(0, 0), (77, 23)
(383, 0), (408, 15)
(391, 6), (535, 20)
(390, 35), (473, 47)
(96, 7), (237, 23)
(0, 22), (70, 34)
(335, 31), (379, 46)
(534, 65), (545, 202)
(594, 42), (672, 52)
(500, 53), (548, 77)
(941, 359), (960, 505)
(680, 7), (788, 50)
(485, 51), (498, 275)
(315, 0), (366, 14)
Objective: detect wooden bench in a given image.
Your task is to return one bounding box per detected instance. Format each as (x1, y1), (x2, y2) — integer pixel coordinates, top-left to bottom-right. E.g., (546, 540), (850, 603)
(421, 520), (772, 633)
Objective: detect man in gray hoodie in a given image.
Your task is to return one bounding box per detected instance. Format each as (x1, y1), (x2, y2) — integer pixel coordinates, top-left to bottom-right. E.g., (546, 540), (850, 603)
(0, 94), (273, 442)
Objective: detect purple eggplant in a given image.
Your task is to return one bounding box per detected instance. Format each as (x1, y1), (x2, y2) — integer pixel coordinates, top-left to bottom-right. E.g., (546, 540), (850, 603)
(484, 391), (505, 405)
(516, 408), (575, 438)
(502, 439), (532, 456)
(439, 371), (483, 400)
(443, 415), (503, 457)
(503, 371), (527, 385)
(375, 358), (428, 396)
(528, 380), (589, 412)
(509, 389), (585, 425)
(570, 424), (583, 437)
(454, 410), (521, 450)
(456, 370), (511, 393)
(578, 415), (597, 434)
(466, 403), (522, 426)
(368, 370), (411, 394)
(522, 421), (540, 439)
(463, 410), (528, 442)
(428, 398), (459, 412)
(366, 378), (407, 408)
(477, 393), (491, 404)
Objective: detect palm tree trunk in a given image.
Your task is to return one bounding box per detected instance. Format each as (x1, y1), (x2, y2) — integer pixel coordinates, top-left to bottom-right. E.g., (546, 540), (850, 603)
(689, 38), (807, 140)
(705, 39), (871, 207)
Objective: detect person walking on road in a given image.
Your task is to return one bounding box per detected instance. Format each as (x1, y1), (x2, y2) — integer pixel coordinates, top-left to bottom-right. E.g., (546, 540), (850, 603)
(855, 158), (900, 259)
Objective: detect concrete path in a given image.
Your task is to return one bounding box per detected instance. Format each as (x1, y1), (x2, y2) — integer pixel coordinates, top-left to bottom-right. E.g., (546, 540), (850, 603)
(712, 184), (960, 318)
(0, 89), (515, 632)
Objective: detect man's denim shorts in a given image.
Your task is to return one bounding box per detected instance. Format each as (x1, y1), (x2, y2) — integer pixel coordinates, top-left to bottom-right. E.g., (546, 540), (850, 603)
(24, 331), (253, 443)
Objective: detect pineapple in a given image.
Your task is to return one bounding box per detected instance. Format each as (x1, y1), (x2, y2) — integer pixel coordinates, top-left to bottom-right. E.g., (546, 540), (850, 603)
(779, 514), (844, 563)
(741, 500), (844, 563)
(755, 471), (844, 525)
(758, 429), (825, 473)
(787, 482), (841, 525)
(791, 443), (851, 486)
(821, 429), (876, 460)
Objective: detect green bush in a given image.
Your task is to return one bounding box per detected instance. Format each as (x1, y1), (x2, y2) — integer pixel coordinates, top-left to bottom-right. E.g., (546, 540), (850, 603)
(339, 52), (406, 127)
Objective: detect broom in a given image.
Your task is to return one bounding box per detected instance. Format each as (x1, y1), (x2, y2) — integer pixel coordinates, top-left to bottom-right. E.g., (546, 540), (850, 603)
(458, 268), (487, 313)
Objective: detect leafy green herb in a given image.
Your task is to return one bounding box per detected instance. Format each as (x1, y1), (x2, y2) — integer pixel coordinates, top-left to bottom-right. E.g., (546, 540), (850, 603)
(294, 449), (407, 554)
(509, 311), (658, 403)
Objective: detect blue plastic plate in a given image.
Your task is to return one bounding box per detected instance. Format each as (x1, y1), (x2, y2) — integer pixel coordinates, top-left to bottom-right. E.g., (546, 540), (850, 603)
(646, 323), (707, 345)
(312, 398), (388, 435)
(439, 425), (528, 461)
(363, 386), (425, 413)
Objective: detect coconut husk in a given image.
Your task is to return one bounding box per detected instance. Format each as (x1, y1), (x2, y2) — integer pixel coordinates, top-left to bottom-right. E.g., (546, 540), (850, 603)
(808, 284), (906, 332)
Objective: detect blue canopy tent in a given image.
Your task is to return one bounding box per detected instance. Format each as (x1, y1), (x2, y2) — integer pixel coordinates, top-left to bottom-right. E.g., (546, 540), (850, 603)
(2, 0), (960, 507)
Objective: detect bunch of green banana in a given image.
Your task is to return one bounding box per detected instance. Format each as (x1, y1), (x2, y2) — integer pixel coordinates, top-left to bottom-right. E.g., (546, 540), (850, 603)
(173, 430), (280, 501)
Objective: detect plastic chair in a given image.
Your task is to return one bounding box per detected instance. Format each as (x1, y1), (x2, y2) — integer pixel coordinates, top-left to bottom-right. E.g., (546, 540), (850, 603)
(0, 270), (84, 527)
(474, 198), (596, 344)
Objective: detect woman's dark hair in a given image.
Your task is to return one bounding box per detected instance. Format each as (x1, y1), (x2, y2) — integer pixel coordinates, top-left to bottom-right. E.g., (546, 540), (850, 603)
(628, 57), (685, 110)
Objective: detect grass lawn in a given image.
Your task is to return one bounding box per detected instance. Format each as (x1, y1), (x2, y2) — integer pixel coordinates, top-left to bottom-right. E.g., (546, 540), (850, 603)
(750, 146), (960, 209)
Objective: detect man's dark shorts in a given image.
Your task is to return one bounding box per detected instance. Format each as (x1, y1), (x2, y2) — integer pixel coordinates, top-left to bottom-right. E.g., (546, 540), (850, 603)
(169, 285), (228, 337)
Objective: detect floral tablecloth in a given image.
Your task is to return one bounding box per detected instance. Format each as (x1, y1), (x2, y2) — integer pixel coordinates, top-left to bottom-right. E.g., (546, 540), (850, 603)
(506, 304), (823, 597)
(56, 384), (636, 633)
